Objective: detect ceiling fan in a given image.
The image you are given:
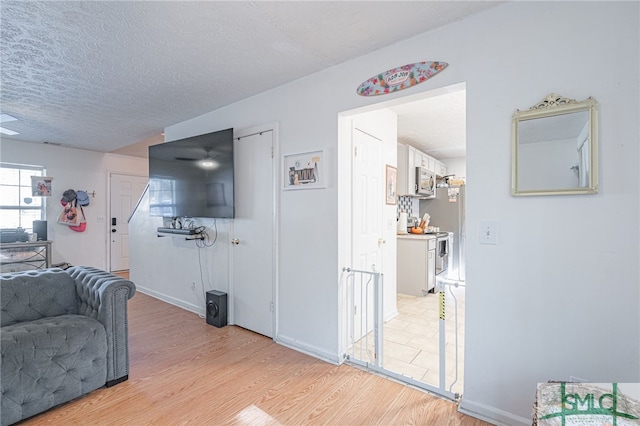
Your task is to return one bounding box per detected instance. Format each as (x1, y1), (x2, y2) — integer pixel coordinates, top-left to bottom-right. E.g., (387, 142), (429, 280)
(174, 148), (219, 169)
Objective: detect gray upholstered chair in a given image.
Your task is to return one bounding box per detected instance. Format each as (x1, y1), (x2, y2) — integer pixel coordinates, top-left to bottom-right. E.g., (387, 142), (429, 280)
(1, 266), (135, 426)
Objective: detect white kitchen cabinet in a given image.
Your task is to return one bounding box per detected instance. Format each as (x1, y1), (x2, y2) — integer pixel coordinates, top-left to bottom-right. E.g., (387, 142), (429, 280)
(416, 151), (437, 172)
(397, 236), (436, 296)
(398, 143), (446, 196)
(426, 155), (436, 172)
(397, 144), (417, 196)
(435, 160), (448, 177)
(415, 151), (426, 169)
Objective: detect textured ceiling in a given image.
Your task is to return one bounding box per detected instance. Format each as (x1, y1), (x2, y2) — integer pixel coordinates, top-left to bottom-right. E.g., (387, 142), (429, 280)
(390, 89), (466, 159)
(0, 1), (501, 156)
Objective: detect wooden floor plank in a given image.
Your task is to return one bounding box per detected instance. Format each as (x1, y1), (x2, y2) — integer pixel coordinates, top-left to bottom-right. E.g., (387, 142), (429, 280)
(20, 292), (491, 425)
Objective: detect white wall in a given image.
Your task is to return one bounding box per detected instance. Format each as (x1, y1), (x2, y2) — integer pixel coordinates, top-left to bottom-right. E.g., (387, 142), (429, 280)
(442, 157), (466, 180)
(132, 2), (639, 424)
(448, 2), (639, 424)
(128, 192), (229, 314)
(0, 140), (148, 269)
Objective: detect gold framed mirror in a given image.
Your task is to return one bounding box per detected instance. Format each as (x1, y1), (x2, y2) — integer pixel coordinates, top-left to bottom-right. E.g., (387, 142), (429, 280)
(512, 94), (598, 196)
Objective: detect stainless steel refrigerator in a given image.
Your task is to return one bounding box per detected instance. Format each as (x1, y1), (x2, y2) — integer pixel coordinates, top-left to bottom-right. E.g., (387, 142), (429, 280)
(420, 186), (466, 282)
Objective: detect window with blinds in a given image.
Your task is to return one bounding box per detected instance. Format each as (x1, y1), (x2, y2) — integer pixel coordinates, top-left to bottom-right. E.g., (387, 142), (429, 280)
(0, 163), (46, 231)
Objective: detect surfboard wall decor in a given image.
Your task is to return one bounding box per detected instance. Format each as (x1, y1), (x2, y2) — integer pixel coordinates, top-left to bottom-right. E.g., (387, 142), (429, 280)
(356, 61), (448, 97)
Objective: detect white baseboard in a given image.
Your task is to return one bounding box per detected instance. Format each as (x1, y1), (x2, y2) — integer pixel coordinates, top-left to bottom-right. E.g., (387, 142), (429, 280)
(458, 397), (530, 426)
(136, 287), (342, 365)
(276, 334), (341, 365)
(137, 286), (204, 317)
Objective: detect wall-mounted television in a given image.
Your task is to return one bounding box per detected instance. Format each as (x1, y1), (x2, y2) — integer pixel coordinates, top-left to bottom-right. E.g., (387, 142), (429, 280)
(148, 128), (234, 219)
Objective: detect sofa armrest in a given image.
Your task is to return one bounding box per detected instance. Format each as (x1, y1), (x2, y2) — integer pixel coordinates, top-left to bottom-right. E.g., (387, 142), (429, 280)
(66, 266), (136, 385)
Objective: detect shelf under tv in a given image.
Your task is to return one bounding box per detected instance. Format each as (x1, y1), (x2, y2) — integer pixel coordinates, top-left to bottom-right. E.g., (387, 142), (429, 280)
(156, 227), (197, 235)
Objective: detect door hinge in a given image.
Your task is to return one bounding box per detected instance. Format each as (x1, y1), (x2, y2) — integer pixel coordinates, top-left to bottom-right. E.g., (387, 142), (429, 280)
(354, 146), (358, 156)
(270, 301), (274, 312)
(271, 146), (274, 158)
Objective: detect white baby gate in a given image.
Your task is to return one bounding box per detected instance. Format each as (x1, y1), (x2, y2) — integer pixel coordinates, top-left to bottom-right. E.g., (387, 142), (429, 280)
(342, 266), (463, 401)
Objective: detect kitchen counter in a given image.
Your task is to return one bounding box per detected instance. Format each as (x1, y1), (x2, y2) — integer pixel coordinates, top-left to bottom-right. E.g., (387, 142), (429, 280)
(397, 235), (437, 296)
(397, 233), (437, 240)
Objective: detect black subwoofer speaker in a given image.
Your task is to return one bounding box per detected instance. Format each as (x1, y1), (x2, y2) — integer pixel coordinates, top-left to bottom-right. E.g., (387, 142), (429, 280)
(32, 220), (48, 241)
(206, 290), (227, 328)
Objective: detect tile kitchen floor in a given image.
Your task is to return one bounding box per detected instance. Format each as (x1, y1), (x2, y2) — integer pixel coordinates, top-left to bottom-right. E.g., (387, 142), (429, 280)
(351, 283), (466, 397)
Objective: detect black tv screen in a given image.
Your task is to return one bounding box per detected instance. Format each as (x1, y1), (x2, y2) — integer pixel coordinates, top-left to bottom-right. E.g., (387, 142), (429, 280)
(148, 128), (234, 218)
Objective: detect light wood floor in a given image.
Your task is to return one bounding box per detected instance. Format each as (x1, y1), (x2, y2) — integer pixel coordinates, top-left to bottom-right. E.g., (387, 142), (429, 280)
(22, 285), (490, 425)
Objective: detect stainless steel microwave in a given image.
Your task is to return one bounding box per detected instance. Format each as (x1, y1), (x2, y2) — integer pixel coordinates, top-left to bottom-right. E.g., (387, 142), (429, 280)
(415, 167), (435, 196)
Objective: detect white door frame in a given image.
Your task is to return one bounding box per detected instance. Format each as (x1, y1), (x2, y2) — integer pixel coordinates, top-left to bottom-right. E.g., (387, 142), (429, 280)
(107, 171), (148, 272)
(338, 83), (467, 399)
(229, 123), (280, 339)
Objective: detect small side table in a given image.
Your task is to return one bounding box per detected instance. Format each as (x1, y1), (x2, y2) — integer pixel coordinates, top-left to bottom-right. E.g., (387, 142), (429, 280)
(0, 240), (52, 272)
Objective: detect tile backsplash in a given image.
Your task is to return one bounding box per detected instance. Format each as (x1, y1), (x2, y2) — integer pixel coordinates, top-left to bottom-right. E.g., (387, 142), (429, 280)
(397, 196), (419, 219)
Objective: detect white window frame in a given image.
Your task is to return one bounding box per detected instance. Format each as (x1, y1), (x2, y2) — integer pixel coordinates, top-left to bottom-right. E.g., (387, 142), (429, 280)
(0, 162), (46, 231)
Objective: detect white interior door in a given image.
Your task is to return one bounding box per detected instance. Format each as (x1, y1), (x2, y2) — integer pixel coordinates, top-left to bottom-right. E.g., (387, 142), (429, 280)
(232, 130), (275, 337)
(110, 174), (148, 272)
(352, 128), (383, 272)
(351, 127), (383, 340)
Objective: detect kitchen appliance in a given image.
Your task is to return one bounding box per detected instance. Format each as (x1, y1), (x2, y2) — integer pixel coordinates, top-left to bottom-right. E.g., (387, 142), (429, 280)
(421, 186), (466, 281)
(415, 167), (435, 197)
(435, 232), (451, 276)
(407, 216), (419, 229)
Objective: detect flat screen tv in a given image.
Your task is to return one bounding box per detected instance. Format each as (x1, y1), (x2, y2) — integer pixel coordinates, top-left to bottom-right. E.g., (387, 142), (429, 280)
(148, 128), (234, 218)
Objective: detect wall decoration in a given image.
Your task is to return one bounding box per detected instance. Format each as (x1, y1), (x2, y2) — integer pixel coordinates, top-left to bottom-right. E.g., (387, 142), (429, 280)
(31, 176), (52, 196)
(356, 61), (448, 97)
(283, 150), (324, 190)
(58, 202), (81, 226)
(385, 165), (397, 205)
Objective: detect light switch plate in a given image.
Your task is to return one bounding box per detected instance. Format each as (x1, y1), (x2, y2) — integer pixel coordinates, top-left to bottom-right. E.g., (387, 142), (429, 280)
(480, 221), (498, 245)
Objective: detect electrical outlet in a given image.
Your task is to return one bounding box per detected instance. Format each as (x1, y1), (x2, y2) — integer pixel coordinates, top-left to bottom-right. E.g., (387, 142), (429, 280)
(480, 221), (498, 245)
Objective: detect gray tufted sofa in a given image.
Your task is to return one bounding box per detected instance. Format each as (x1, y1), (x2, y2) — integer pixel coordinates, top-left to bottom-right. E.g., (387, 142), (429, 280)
(0, 266), (136, 426)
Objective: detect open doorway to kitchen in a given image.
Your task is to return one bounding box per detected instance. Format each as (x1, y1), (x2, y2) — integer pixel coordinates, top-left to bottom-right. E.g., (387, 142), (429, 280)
(340, 82), (467, 401)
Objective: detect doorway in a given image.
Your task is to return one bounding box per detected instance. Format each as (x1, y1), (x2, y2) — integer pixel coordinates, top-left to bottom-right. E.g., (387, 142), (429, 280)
(109, 173), (148, 272)
(341, 83), (467, 400)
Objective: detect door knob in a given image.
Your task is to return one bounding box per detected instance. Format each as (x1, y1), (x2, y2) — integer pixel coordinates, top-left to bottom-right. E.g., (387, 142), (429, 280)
(378, 238), (386, 245)
(112, 229), (117, 233)
(231, 238), (240, 245)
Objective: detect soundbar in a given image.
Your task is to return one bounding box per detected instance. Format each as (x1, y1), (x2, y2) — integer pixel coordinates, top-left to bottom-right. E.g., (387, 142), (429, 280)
(157, 227), (197, 235)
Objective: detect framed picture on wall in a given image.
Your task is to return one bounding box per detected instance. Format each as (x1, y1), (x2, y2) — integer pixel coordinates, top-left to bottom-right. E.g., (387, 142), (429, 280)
(385, 165), (397, 204)
(31, 176), (52, 196)
(283, 150), (325, 190)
